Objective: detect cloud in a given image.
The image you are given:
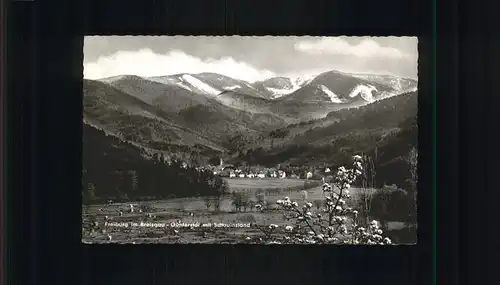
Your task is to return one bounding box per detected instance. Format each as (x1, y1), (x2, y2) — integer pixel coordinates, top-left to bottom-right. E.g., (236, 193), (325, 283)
(84, 49), (277, 82)
(294, 37), (407, 59)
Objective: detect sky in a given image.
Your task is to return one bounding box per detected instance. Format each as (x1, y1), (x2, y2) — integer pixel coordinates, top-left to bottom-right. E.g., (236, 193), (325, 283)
(83, 36), (418, 82)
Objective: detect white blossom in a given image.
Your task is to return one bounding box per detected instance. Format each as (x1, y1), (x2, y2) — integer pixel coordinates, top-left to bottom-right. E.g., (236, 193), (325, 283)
(238, 160), (396, 246)
(340, 225), (347, 234)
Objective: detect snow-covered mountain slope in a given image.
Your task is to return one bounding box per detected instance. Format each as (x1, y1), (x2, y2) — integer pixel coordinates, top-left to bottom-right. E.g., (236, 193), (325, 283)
(277, 70), (401, 105)
(224, 85), (242, 91)
(148, 74), (195, 92)
(180, 74), (221, 96)
(348, 84), (378, 102)
(149, 73), (271, 99)
(98, 70), (417, 124)
(252, 75), (314, 99)
(350, 74), (418, 93)
(83, 79), (226, 151)
(147, 73), (223, 96)
(192, 73), (269, 98)
(97, 74), (217, 113)
(318, 85), (343, 103)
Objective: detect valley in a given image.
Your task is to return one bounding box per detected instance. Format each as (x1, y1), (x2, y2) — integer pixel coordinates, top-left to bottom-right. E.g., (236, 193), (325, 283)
(82, 69), (418, 244)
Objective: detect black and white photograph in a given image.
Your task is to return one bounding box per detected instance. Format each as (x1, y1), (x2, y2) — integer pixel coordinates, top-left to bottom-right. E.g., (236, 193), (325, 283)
(82, 36), (418, 245)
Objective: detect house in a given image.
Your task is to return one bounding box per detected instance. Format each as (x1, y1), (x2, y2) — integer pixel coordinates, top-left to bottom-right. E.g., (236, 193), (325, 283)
(247, 173), (255, 178)
(324, 167), (331, 173)
(239, 173), (245, 178)
(229, 172), (236, 178)
(270, 172), (278, 178)
(257, 173), (266, 179)
(306, 171), (313, 179)
(278, 170), (286, 179)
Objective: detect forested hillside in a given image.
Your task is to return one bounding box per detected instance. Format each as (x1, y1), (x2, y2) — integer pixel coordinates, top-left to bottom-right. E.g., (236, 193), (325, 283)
(231, 91), (418, 187)
(82, 123), (228, 204)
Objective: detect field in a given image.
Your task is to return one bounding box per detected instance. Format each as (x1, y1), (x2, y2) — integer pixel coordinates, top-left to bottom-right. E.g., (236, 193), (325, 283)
(82, 179), (407, 244)
(223, 178), (307, 190)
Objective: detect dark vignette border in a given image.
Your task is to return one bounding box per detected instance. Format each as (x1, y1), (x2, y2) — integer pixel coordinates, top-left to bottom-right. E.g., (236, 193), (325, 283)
(4, 0), (459, 285)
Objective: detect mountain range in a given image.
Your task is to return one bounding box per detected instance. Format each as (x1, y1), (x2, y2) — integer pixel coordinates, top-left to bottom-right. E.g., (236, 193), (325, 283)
(84, 69), (417, 165)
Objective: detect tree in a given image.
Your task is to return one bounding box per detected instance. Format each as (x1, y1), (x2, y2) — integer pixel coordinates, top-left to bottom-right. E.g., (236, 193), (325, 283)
(370, 190), (388, 228)
(204, 196), (213, 211)
(359, 151), (377, 226)
(255, 190), (266, 207)
(231, 192), (249, 212)
(248, 200), (256, 211)
(213, 195), (222, 213)
(245, 156), (395, 245)
(406, 146), (418, 227)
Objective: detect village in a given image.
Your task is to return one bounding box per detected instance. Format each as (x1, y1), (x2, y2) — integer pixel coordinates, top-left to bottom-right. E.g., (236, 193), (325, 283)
(196, 159), (333, 181)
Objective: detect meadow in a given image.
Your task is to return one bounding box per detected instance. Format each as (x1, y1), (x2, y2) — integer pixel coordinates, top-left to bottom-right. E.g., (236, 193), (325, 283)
(223, 178), (307, 190)
(82, 178), (404, 244)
